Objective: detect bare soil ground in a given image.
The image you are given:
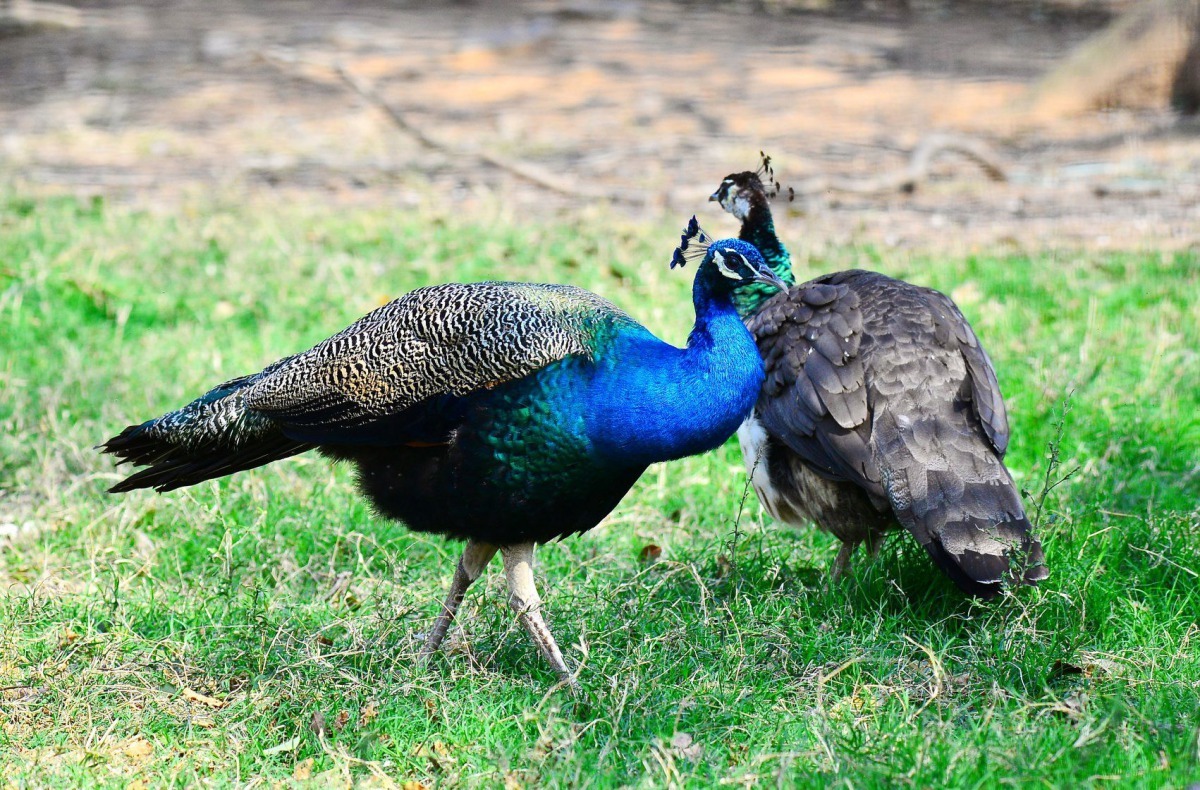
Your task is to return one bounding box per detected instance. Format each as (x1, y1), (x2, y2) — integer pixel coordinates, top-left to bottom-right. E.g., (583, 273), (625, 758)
(1, 0), (1198, 251)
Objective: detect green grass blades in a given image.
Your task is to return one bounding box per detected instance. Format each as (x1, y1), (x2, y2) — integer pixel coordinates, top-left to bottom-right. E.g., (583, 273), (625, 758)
(1, 194), (1198, 787)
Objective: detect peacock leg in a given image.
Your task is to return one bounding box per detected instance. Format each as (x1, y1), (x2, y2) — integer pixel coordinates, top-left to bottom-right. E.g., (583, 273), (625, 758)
(420, 539), (498, 661)
(500, 543), (578, 690)
(830, 540), (859, 582)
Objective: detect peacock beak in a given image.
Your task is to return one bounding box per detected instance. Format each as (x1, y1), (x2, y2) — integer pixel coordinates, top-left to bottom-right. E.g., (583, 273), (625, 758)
(708, 191), (720, 202)
(752, 266), (787, 291)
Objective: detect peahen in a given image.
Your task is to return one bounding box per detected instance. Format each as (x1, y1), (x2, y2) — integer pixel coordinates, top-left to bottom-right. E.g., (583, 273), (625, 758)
(710, 162), (1047, 597)
(100, 219), (784, 685)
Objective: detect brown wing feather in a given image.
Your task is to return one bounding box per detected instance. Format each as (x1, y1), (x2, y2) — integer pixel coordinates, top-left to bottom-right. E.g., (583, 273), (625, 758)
(748, 273), (876, 490)
(919, 287), (1010, 456)
(748, 270), (1042, 593)
(748, 270), (1009, 487)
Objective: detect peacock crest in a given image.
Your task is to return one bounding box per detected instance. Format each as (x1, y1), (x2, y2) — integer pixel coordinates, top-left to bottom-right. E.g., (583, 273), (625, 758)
(670, 216), (714, 269)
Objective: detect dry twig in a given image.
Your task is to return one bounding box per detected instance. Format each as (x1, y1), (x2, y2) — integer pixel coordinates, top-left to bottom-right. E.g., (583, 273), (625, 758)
(786, 134), (1008, 198)
(260, 48), (634, 204)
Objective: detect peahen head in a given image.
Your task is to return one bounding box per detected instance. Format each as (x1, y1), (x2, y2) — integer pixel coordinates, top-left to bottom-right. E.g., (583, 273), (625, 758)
(709, 153), (793, 222)
(670, 216), (786, 297)
(707, 154), (797, 318)
(709, 170), (770, 221)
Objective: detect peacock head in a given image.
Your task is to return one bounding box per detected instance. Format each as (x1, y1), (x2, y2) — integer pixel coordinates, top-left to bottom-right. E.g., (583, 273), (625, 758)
(709, 152), (793, 221)
(670, 216), (786, 295)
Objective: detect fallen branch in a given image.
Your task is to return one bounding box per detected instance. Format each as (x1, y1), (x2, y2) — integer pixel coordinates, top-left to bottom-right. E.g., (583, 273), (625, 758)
(260, 48), (634, 204)
(785, 133), (1008, 197)
(1, 0), (83, 30)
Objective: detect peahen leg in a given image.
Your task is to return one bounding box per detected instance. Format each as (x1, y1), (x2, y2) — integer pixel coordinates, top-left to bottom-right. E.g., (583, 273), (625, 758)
(420, 539), (498, 661)
(500, 543), (578, 690)
(830, 540), (860, 582)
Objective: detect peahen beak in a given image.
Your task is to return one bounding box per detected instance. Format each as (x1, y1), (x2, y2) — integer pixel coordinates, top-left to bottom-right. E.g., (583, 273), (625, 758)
(752, 265), (787, 291)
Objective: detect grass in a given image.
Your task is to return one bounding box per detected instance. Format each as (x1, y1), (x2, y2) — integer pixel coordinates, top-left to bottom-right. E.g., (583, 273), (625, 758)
(0, 193), (1198, 788)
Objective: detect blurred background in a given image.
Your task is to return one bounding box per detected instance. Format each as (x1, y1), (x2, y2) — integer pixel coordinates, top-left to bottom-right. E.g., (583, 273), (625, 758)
(1, 0), (1198, 251)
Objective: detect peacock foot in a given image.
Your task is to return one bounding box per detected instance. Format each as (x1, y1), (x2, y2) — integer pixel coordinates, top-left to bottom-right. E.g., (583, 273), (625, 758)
(501, 543), (580, 693)
(420, 539), (579, 692)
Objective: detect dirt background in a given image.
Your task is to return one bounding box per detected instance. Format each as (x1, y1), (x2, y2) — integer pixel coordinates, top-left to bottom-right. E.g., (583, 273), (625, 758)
(1, 0), (1198, 251)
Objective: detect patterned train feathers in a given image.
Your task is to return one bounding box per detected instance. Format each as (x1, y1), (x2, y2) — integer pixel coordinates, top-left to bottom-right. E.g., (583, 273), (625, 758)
(242, 282), (636, 428)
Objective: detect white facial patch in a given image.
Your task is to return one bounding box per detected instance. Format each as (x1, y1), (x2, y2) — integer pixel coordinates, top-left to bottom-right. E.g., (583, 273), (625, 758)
(731, 193), (752, 220)
(721, 184), (740, 209)
(712, 249), (744, 280)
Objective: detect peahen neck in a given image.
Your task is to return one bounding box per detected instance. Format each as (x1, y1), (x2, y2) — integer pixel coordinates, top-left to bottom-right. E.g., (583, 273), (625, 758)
(732, 205), (795, 318)
(587, 275), (765, 469)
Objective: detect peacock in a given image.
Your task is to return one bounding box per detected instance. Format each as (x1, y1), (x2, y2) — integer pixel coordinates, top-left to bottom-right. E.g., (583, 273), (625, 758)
(100, 219), (784, 686)
(710, 162), (1047, 597)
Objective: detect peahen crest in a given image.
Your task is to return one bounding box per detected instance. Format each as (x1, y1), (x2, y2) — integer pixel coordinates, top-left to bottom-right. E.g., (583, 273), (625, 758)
(670, 216), (714, 269)
(756, 151), (795, 203)
(756, 151), (773, 180)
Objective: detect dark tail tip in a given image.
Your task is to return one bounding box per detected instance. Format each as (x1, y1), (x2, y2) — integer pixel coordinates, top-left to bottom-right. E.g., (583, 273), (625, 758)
(923, 534), (1048, 600)
(99, 419), (310, 494)
(99, 422), (175, 493)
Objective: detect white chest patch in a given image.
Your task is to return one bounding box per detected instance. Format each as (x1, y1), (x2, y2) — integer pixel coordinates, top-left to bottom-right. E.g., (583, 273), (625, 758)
(737, 413), (786, 522)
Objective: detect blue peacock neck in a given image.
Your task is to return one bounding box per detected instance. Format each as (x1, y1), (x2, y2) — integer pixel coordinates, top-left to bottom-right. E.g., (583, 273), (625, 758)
(732, 206), (795, 318)
(587, 273), (765, 469)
